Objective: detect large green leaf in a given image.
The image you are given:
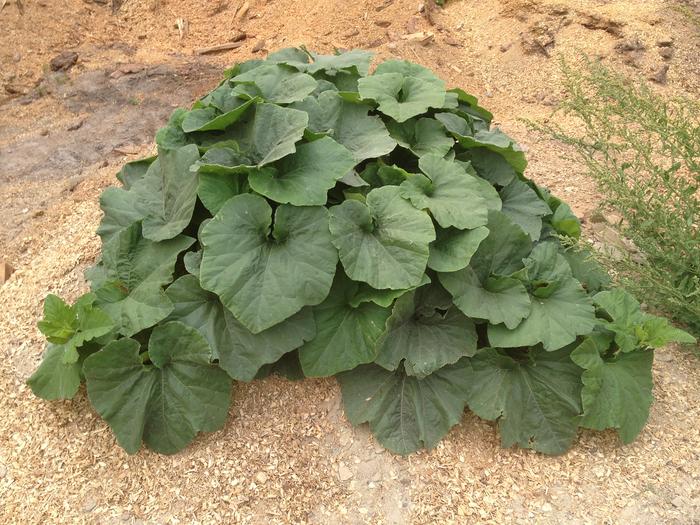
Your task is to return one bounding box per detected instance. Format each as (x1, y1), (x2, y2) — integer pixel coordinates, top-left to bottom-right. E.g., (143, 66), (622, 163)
(375, 284), (477, 378)
(440, 267), (531, 329)
(165, 275), (315, 381)
(27, 344), (83, 400)
(116, 156), (155, 190)
(37, 293), (113, 364)
(298, 274), (390, 377)
(499, 180), (551, 240)
(227, 103), (308, 166)
(593, 289), (696, 351)
(88, 224), (194, 336)
(358, 60), (446, 122)
(488, 279), (596, 350)
(463, 347), (583, 455)
(181, 97), (257, 132)
(561, 246), (611, 295)
(427, 226), (489, 272)
(570, 335), (653, 443)
(329, 186), (435, 290)
(386, 117), (454, 158)
(305, 49), (373, 76)
(133, 145), (201, 242)
(468, 210), (531, 280)
(97, 187), (144, 243)
(464, 148), (516, 186)
(200, 194), (337, 333)
(292, 91), (396, 162)
(400, 154), (491, 229)
(338, 360), (471, 454)
(232, 64), (318, 103)
(197, 171), (249, 215)
(247, 136), (356, 205)
(83, 322), (232, 454)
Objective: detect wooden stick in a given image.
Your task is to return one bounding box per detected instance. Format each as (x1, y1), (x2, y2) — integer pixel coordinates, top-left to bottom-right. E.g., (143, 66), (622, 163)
(194, 41), (244, 55)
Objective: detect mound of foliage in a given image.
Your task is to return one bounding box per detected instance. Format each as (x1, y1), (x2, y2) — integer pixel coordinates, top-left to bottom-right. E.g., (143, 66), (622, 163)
(28, 48), (694, 456)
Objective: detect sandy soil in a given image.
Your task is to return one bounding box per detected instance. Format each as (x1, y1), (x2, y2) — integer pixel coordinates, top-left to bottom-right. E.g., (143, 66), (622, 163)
(1, 0), (699, 523)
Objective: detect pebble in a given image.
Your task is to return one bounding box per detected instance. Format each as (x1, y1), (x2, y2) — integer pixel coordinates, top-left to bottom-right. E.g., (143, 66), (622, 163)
(542, 503), (553, 512)
(82, 498), (97, 513)
(338, 463), (353, 481)
(50, 51), (79, 72)
(255, 471), (268, 484)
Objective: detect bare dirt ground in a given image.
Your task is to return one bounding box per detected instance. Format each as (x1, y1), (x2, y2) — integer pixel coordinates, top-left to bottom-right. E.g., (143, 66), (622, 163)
(1, 0), (699, 523)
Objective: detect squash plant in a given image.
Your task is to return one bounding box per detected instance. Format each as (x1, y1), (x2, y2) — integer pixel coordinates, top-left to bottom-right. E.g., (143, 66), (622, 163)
(27, 48), (695, 456)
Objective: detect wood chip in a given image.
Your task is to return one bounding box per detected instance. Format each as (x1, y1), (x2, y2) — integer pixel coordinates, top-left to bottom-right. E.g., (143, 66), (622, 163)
(234, 1), (249, 22)
(0, 260), (14, 284)
(176, 18), (188, 40)
(194, 41), (245, 55)
(252, 39), (267, 53)
(402, 31), (434, 45)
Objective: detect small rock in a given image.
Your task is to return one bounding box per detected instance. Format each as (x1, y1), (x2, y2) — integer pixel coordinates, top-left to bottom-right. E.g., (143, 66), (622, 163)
(12, 52), (21, 63)
(67, 118), (84, 131)
(580, 14), (624, 37)
(63, 175), (86, 193)
(542, 503), (553, 512)
(255, 471), (268, 484)
(231, 31), (247, 42)
(119, 63), (145, 75)
(444, 36), (461, 47)
(375, 20), (391, 27)
(520, 24), (556, 57)
(338, 463), (354, 481)
(656, 37), (674, 47)
(4, 83), (26, 95)
(344, 29), (360, 38)
(649, 64), (669, 85)
(366, 38), (384, 48)
(50, 51), (79, 72)
(252, 39), (267, 53)
(659, 47), (673, 60)
(499, 42), (512, 52)
(39, 129), (49, 136)
(672, 496), (685, 508)
(82, 498), (97, 513)
(387, 42), (398, 50)
(615, 38), (645, 53)
(602, 212), (622, 225)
